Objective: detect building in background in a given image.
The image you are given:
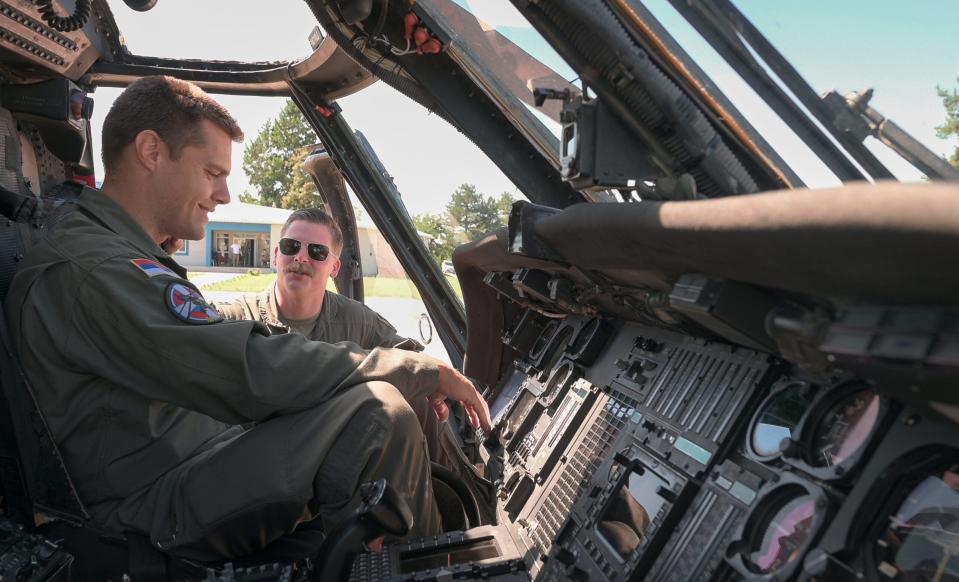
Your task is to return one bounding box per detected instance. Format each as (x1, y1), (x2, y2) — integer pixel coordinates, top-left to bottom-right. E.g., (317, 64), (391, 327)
(175, 201), (291, 269)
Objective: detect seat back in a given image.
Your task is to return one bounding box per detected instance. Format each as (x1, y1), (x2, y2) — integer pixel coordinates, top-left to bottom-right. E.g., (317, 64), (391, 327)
(0, 180), (87, 524)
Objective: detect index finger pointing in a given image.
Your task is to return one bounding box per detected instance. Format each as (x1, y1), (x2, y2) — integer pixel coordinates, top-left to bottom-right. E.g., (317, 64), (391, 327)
(471, 391), (492, 433)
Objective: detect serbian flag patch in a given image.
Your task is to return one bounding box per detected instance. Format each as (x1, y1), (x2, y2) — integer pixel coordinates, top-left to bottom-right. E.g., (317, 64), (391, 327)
(131, 258), (179, 279)
(164, 282), (223, 325)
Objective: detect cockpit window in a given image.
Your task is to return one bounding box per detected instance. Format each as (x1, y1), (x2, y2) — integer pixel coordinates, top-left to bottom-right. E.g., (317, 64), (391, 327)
(109, 1), (318, 62)
(426, 0), (954, 189)
(445, 0), (577, 139)
(417, 0), (578, 160)
(637, 0), (955, 186)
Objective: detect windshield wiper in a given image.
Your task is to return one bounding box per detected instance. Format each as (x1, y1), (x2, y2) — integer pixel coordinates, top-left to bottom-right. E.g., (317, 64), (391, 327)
(666, 0), (891, 182)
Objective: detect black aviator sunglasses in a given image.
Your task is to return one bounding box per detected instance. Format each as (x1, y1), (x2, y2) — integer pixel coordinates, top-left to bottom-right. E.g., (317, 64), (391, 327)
(278, 238), (332, 262)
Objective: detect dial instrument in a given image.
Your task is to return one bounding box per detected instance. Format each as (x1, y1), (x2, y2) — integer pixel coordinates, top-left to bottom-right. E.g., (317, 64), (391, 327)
(751, 382), (813, 458)
(809, 388), (881, 468)
(874, 464), (959, 581)
(748, 493), (818, 574)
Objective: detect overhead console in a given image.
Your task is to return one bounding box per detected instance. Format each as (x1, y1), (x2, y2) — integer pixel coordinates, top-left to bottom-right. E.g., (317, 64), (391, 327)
(0, 0), (113, 81)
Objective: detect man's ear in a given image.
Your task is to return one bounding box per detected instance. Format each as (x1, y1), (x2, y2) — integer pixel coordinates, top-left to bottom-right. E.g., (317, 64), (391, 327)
(330, 256), (341, 278)
(132, 130), (165, 172)
(273, 245), (279, 268)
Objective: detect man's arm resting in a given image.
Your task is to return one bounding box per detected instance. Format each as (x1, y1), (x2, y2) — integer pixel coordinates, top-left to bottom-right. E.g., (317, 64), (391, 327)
(69, 256), (449, 424)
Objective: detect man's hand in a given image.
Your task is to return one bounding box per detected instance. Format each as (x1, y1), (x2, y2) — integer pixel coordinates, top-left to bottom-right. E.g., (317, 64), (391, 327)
(430, 363), (492, 433)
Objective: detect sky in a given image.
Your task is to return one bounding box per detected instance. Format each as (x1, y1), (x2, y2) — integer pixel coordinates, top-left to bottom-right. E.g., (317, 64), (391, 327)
(89, 0), (959, 216)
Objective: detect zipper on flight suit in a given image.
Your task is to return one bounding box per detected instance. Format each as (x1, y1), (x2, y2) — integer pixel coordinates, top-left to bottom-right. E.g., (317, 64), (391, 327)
(155, 486), (181, 551)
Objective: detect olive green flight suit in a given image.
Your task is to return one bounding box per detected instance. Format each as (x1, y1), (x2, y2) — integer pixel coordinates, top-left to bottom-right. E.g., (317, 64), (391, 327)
(4, 188), (443, 561)
(215, 284), (423, 351)
(216, 285), (491, 518)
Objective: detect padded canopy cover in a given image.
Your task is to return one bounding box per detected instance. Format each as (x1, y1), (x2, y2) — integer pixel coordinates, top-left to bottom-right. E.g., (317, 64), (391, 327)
(534, 182), (959, 304)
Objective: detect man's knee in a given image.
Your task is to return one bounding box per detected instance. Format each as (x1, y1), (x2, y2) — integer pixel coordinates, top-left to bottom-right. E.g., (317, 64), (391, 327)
(356, 382), (423, 441)
(312, 381), (439, 537)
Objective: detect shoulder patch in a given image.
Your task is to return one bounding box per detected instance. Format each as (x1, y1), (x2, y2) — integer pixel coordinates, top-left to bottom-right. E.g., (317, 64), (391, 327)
(131, 258), (179, 279)
(164, 282), (223, 325)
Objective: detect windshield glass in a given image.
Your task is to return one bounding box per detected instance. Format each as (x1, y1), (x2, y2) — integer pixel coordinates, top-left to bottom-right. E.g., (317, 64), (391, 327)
(422, 0), (956, 188)
(108, 0), (316, 62)
(418, 0), (577, 158)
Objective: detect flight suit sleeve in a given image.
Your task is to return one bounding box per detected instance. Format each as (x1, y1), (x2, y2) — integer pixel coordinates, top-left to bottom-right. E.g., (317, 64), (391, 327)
(210, 298), (248, 322)
(63, 255), (441, 424)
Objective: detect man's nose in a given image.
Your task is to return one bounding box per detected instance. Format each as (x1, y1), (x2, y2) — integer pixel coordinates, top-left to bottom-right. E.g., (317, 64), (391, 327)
(213, 179), (231, 205)
(293, 245), (311, 261)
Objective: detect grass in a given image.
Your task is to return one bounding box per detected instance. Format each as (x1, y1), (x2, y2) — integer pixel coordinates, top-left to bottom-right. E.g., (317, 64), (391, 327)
(194, 271), (463, 300)
(198, 272), (277, 293)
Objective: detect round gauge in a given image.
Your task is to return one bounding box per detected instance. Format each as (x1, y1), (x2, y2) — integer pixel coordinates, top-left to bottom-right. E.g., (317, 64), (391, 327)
(501, 391), (537, 444)
(565, 317), (612, 366)
(537, 325), (574, 375)
(751, 382), (814, 458)
(567, 318), (599, 357)
(808, 388), (881, 468)
(529, 320), (559, 361)
(543, 361), (576, 405)
(747, 492), (818, 574)
(873, 464), (959, 580)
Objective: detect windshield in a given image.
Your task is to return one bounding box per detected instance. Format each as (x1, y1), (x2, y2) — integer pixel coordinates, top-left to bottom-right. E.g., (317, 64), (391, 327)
(109, 1), (316, 62)
(418, 0), (956, 189)
(417, 0), (577, 162)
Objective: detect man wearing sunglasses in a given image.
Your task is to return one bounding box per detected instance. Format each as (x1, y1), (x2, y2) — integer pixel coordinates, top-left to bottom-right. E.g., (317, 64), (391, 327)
(5, 76), (491, 562)
(216, 208), (422, 351)
(217, 209), (489, 525)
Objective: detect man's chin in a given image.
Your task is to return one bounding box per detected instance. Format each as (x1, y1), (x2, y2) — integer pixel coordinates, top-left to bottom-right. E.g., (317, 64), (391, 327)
(175, 223), (205, 242)
(168, 231), (203, 244)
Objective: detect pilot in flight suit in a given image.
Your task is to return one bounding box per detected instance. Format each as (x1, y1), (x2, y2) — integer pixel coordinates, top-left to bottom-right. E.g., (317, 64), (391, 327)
(4, 189), (452, 560)
(215, 207), (420, 351)
(216, 210), (490, 511)
(4, 75), (491, 562)
(216, 282), (420, 350)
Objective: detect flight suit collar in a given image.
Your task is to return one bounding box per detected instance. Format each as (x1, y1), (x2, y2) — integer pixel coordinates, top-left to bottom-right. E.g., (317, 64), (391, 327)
(264, 283), (336, 334)
(77, 187), (188, 278)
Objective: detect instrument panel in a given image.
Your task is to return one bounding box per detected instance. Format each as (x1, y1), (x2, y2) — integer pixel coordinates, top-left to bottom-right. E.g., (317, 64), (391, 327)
(352, 281), (959, 582)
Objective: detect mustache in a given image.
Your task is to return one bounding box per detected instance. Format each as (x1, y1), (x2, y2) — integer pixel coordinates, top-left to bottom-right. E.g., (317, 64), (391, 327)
(285, 262), (314, 276)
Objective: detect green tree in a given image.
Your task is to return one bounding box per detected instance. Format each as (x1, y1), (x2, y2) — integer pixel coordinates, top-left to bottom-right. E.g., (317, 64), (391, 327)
(413, 185), (516, 266)
(496, 191), (515, 225)
(241, 100), (320, 208)
(413, 212), (457, 266)
(446, 184), (502, 240)
(277, 149), (327, 210)
(935, 81), (959, 168)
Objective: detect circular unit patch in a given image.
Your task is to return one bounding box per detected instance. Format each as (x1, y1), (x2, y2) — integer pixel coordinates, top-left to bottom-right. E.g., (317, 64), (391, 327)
(165, 282), (224, 325)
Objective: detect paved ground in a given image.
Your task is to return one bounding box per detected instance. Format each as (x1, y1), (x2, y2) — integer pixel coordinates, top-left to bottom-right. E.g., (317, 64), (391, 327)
(202, 290), (451, 363)
(366, 297), (450, 362)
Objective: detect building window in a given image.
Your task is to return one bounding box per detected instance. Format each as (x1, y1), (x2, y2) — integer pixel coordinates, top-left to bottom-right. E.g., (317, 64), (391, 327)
(211, 232), (271, 268)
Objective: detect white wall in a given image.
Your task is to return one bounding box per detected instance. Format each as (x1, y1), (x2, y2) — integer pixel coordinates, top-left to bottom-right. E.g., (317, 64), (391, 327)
(269, 224), (283, 268)
(175, 236), (208, 267)
(357, 227), (378, 277)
